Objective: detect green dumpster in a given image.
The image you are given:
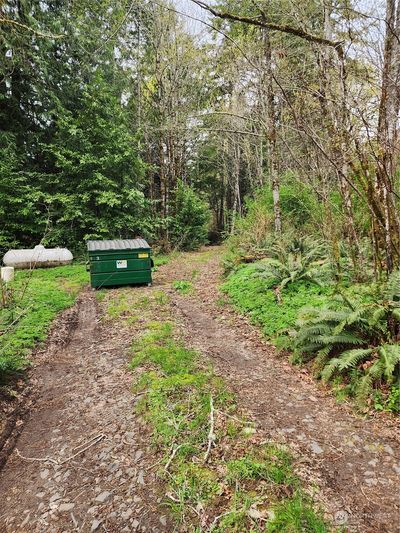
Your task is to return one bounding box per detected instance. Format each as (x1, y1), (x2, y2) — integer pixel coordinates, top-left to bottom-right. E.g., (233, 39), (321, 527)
(87, 239), (152, 289)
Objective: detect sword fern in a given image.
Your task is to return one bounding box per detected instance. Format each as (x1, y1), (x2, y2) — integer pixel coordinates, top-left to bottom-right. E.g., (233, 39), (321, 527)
(293, 270), (400, 402)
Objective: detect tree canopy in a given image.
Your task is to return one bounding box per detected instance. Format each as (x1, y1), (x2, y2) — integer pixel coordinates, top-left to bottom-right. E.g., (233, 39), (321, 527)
(0, 0), (399, 274)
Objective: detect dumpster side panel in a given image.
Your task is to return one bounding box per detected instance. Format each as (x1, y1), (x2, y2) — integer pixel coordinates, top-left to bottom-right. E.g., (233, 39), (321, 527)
(90, 269), (152, 288)
(87, 245), (152, 288)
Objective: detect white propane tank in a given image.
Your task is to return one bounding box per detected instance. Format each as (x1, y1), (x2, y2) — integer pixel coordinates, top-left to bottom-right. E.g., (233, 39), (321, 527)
(3, 245), (73, 269)
(1, 266), (14, 282)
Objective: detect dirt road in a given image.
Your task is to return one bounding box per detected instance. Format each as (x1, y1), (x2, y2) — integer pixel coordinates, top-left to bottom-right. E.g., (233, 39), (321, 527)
(0, 292), (171, 533)
(0, 247), (399, 532)
(162, 248), (400, 532)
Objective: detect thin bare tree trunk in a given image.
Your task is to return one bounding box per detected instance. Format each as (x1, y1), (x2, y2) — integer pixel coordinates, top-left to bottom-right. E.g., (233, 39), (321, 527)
(262, 26), (281, 234)
(315, 2), (362, 277)
(376, 0), (400, 272)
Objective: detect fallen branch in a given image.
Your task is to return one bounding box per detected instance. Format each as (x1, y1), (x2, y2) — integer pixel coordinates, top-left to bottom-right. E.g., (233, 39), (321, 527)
(60, 434), (105, 464)
(15, 433), (106, 466)
(165, 443), (187, 472)
(210, 510), (235, 530)
(15, 448), (58, 465)
(204, 395), (215, 463)
(166, 491), (180, 503)
(216, 409), (247, 425)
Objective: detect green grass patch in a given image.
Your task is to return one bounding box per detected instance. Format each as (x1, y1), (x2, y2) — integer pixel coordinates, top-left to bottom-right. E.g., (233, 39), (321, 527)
(266, 492), (329, 533)
(131, 321), (197, 376)
(132, 322), (230, 458)
(221, 263), (332, 340)
(95, 289), (106, 302)
(172, 280), (193, 294)
(226, 444), (296, 486)
(214, 491), (263, 533)
(0, 264), (88, 382)
(129, 314), (330, 531)
(106, 294), (131, 318)
(153, 254), (171, 267)
(153, 290), (169, 306)
(166, 463), (220, 519)
(221, 263), (375, 343)
(153, 252), (181, 270)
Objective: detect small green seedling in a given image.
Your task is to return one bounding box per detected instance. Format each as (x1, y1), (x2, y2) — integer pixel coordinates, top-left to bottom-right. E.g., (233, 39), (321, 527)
(172, 280), (193, 294)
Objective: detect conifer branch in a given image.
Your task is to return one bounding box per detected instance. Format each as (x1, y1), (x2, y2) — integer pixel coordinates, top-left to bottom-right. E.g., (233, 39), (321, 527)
(0, 17), (64, 39)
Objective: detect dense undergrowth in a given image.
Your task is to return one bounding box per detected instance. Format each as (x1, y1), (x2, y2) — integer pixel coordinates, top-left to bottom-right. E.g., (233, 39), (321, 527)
(222, 187), (400, 413)
(222, 260), (400, 412)
(0, 265), (88, 383)
(222, 264), (333, 339)
(101, 287), (331, 532)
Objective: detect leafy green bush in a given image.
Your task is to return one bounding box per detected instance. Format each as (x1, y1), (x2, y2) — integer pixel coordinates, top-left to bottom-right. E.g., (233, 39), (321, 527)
(386, 386), (400, 413)
(255, 236), (329, 290)
(223, 181), (323, 273)
(222, 188), (274, 272)
(169, 182), (210, 251)
(294, 270), (400, 403)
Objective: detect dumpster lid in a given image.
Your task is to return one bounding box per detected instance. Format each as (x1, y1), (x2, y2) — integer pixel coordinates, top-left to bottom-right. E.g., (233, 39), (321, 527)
(86, 239), (151, 252)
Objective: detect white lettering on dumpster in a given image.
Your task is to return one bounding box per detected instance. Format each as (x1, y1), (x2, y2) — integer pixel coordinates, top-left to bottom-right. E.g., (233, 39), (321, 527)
(116, 260), (127, 268)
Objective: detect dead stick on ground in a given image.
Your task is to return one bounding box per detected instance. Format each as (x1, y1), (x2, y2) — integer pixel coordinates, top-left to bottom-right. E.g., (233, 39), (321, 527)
(164, 443), (187, 472)
(71, 434), (106, 453)
(210, 510), (234, 530)
(216, 409), (246, 425)
(15, 434), (105, 466)
(15, 449), (58, 465)
(204, 394), (215, 463)
(60, 434), (105, 464)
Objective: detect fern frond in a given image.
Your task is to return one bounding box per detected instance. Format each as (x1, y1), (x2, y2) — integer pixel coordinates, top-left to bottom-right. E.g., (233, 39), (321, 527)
(301, 310), (350, 326)
(280, 277), (292, 290)
(321, 357), (342, 381)
(371, 306), (388, 325)
(357, 359), (383, 401)
(357, 372), (375, 401)
(385, 269), (400, 302)
(299, 342), (334, 354)
(378, 344), (400, 382)
(295, 324), (332, 343)
(314, 346), (332, 371)
(336, 348), (373, 371)
(320, 333), (364, 346)
(391, 309), (400, 321)
(336, 292), (356, 311)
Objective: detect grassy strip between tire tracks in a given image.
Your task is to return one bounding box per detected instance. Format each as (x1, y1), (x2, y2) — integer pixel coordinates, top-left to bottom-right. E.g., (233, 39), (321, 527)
(123, 289), (332, 532)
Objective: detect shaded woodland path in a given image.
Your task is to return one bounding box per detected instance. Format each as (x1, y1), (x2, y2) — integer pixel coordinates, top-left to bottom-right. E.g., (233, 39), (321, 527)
(0, 246), (399, 532)
(160, 247), (400, 533)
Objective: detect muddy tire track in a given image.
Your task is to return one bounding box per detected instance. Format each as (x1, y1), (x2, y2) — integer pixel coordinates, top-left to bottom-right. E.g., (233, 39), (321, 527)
(0, 291), (170, 533)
